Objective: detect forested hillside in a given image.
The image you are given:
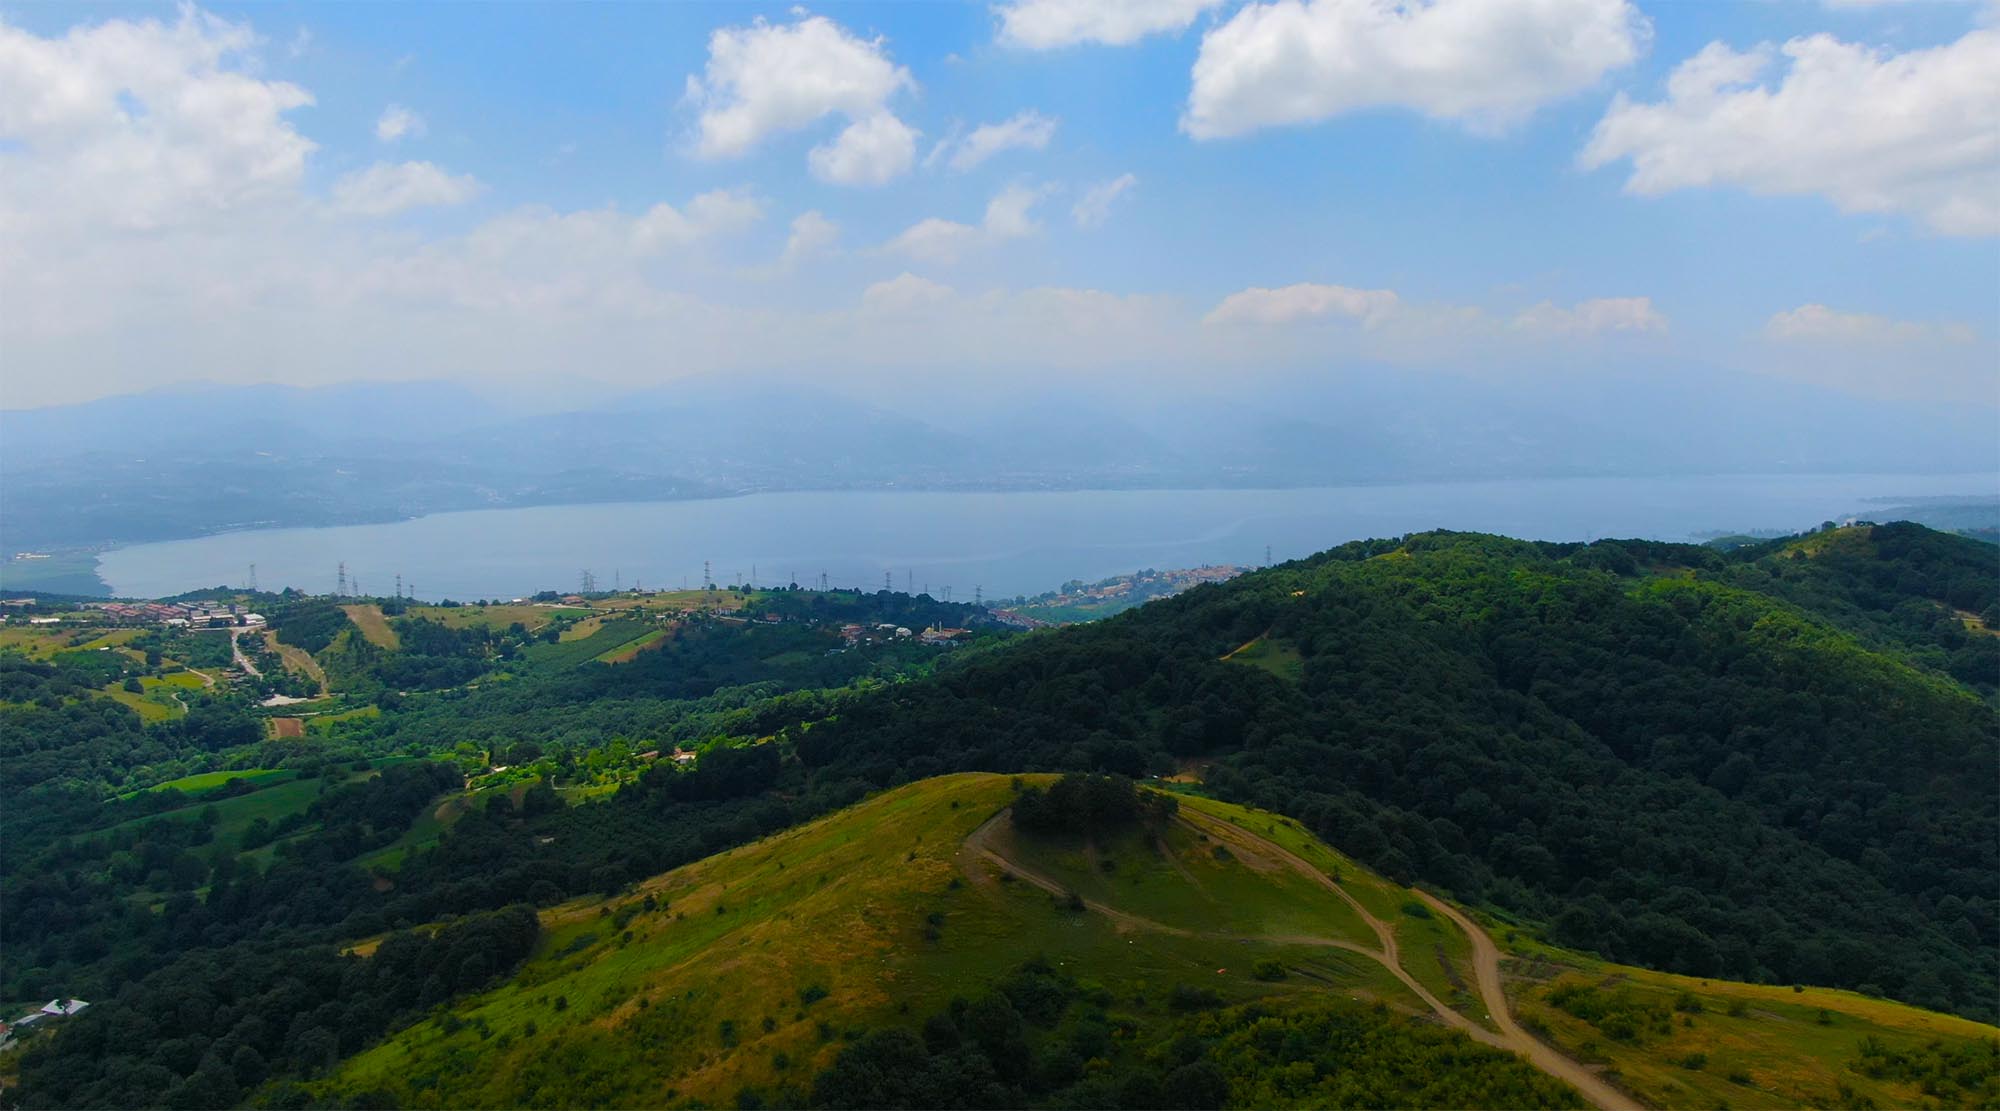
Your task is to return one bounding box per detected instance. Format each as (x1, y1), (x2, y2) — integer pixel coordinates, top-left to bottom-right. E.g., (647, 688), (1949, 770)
(783, 526), (1998, 1019)
(2, 524), (1993, 1108)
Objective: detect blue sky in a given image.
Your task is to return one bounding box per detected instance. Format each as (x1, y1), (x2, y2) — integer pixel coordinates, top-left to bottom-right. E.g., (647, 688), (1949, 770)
(0, 0), (1994, 409)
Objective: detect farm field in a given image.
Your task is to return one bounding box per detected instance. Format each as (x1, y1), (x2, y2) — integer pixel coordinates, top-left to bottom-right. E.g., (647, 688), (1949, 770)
(406, 604), (585, 632)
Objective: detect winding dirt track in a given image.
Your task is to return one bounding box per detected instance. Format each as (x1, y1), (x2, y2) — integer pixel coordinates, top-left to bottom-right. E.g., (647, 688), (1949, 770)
(963, 808), (1641, 1111)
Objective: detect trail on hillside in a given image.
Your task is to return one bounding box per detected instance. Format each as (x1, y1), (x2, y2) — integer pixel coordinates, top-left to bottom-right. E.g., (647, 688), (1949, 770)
(962, 808), (1642, 1111)
(1414, 891), (1643, 1111)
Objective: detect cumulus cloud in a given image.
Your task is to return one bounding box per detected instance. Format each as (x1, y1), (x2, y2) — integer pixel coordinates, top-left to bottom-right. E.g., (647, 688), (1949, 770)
(1073, 173), (1137, 228)
(861, 272), (955, 314)
(1760, 304), (1992, 401)
(807, 111), (918, 185)
(375, 104), (424, 142)
(1581, 30), (2000, 236)
(1513, 297), (1667, 334)
(0, 7), (316, 231)
(883, 184), (1049, 263)
(685, 13), (917, 185)
(330, 161), (480, 216)
(777, 210), (841, 270)
(995, 0), (1225, 48)
(1184, 0), (1648, 139)
(1204, 283), (1402, 326)
(941, 109), (1058, 171)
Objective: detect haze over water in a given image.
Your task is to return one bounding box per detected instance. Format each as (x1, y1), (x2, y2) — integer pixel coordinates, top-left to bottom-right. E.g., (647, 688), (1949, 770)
(94, 473), (1993, 602)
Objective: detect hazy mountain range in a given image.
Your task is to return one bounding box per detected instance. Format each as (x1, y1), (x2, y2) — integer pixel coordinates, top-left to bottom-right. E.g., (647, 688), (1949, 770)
(2, 372), (1993, 553)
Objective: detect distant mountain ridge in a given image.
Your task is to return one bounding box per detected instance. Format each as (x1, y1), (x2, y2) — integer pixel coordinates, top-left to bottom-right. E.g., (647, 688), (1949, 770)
(3, 374), (1994, 553)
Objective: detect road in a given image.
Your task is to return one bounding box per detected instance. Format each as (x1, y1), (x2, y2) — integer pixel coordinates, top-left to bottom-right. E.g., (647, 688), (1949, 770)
(963, 807), (1642, 1111)
(1415, 890), (1644, 1111)
(230, 630), (262, 678)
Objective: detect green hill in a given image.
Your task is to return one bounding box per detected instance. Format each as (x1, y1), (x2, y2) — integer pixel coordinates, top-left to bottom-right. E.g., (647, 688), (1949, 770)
(315, 775), (1994, 1110)
(784, 527), (1998, 1020)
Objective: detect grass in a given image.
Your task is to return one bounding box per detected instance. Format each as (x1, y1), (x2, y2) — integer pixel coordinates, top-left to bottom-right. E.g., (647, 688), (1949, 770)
(405, 605), (586, 632)
(524, 619), (656, 670)
(262, 630), (328, 693)
(1506, 934), (1999, 1109)
(317, 774), (1999, 1110)
(1221, 633), (1305, 682)
(307, 705), (382, 734)
(115, 768), (293, 800)
(341, 604), (401, 650)
(597, 627), (669, 663)
(0, 625), (77, 659)
(323, 774), (1432, 1108)
(99, 684), (176, 722)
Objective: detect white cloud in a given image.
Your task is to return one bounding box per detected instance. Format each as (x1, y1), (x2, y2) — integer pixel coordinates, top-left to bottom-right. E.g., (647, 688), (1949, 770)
(1765, 303), (1975, 345)
(1204, 282), (1402, 326)
(1073, 172), (1137, 228)
(807, 111), (918, 186)
(632, 188), (764, 249)
(861, 272), (955, 314)
(1581, 30), (2000, 236)
(883, 184), (1049, 263)
(1513, 297), (1667, 334)
(685, 13), (917, 185)
(1184, 0), (1647, 139)
(330, 161), (480, 217)
(1760, 304), (1993, 401)
(778, 210), (841, 270)
(375, 104), (424, 143)
(0, 7), (316, 231)
(943, 110), (1058, 171)
(996, 0), (1225, 48)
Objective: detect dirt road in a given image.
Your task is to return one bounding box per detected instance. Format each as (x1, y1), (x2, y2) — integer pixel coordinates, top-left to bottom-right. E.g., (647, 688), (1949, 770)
(964, 807), (1641, 1111)
(1415, 891), (1644, 1111)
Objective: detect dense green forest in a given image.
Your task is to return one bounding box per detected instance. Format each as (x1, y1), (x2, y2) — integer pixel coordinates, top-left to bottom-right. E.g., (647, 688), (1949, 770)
(2, 523), (1994, 1107)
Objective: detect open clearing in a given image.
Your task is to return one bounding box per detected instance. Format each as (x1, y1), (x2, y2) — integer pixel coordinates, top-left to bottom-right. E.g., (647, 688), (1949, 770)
(341, 604), (401, 649)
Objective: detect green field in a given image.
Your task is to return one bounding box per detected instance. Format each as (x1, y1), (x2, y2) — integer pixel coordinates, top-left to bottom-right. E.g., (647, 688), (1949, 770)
(524, 619), (656, 670)
(341, 604), (401, 650)
(1509, 939), (2000, 1109)
(1220, 633), (1304, 682)
(120, 768), (293, 798)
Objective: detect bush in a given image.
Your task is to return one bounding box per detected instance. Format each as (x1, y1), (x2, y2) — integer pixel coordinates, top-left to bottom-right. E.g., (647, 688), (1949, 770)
(1251, 960), (1287, 982)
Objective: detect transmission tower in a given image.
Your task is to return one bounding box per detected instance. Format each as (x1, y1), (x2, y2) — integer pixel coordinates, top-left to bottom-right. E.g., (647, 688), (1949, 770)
(336, 561), (348, 598)
(703, 560), (713, 591)
(394, 573), (402, 599)
(819, 571), (828, 592)
(248, 563), (258, 593)
(614, 569), (621, 592)
(884, 570), (893, 592)
(974, 585), (982, 606)
(906, 570), (913, 593)
(580, 569), (597, 594)
(942, 586), (952, 602)
(1265, 544), (1273, 566)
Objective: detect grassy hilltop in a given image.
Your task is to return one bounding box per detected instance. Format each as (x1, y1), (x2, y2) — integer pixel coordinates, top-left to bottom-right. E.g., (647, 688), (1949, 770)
(317, 775), (1996, 1110)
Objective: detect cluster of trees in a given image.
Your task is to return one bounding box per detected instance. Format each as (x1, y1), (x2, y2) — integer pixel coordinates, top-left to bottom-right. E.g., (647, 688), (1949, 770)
(15, 905), (539, 1109)
(1011, 773), (1178, 836)
(267, 600), (355, 655)
(803, 958), (1576, 1110)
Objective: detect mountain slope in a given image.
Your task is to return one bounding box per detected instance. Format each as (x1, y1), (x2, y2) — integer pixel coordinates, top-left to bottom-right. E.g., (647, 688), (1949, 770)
(778, 527), (1997, 1019)
(314, 775), (1996, 1110)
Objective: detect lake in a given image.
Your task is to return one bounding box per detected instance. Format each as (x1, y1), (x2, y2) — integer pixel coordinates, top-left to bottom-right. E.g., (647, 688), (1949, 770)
(94, 473), (1995, 602)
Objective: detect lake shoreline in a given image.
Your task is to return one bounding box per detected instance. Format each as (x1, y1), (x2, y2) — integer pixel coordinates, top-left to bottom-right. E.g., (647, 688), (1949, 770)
(59, 473), (1993, 604)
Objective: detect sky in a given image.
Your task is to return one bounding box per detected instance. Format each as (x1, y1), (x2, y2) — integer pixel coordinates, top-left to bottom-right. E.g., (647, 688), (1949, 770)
(0, 0), (1995, 411)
